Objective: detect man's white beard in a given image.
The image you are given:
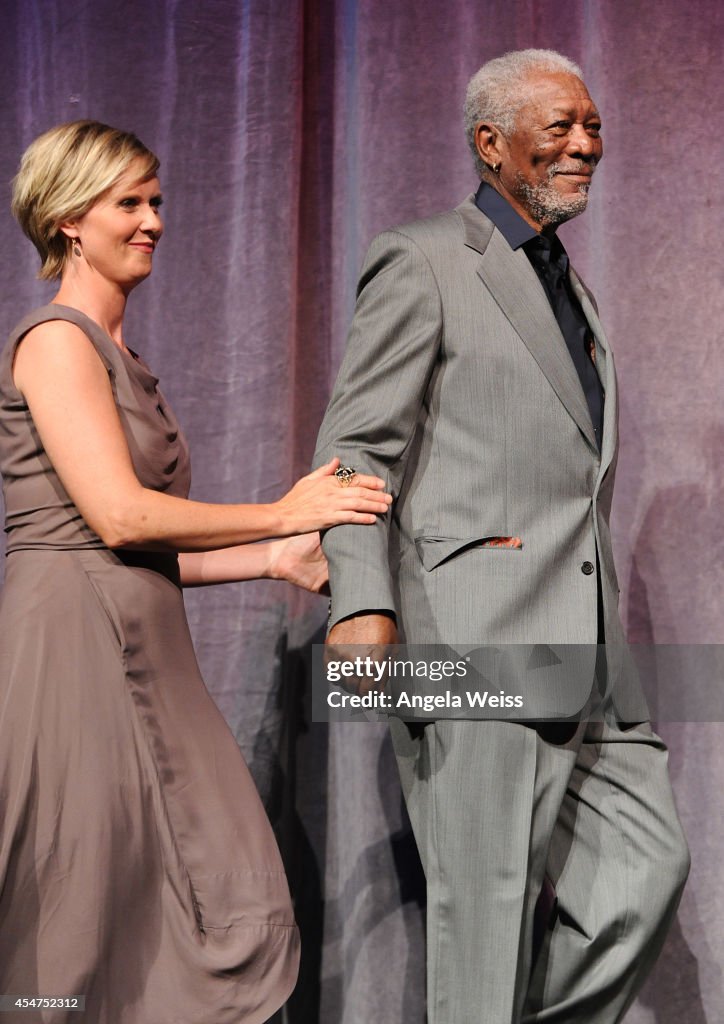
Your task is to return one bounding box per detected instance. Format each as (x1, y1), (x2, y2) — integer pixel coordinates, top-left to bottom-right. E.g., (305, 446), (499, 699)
(516, 162), (593, 227)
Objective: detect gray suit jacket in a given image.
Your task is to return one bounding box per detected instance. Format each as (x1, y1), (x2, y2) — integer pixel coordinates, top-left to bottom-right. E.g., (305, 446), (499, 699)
(315, 196), (641, 715)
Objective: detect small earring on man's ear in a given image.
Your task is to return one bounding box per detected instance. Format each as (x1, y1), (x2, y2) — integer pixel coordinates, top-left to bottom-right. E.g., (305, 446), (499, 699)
(72, 237), (81, 257)
(492, 162), (501, 174)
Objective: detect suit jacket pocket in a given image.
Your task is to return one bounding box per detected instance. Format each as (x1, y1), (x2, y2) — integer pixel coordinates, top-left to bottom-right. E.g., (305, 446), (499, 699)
(415, 534), (523, 571)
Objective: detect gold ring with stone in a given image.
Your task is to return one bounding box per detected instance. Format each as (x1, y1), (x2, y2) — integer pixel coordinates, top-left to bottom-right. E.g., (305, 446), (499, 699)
(334, 466), (356, 487)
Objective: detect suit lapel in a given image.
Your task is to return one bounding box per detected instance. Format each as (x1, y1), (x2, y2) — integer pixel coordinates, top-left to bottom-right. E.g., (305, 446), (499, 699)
(568, 268), (608, 388)
(568, 268), (618, 475)
(457, 200), (598, 453)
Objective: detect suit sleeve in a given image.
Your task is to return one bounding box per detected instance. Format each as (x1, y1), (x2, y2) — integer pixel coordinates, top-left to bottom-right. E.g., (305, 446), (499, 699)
(313, 229), (443, 629)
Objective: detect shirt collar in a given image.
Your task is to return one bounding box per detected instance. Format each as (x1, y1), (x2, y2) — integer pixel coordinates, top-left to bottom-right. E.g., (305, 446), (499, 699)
(474, 180), (539, 251)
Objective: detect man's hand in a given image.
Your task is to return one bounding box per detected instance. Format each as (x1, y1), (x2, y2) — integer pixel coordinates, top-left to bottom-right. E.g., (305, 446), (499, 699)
(325, 613), (398, 697)
(327, 612), (399, 646)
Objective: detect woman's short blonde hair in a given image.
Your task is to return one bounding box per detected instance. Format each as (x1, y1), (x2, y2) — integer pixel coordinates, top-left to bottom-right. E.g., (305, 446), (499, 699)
(11, 120), (160, 280)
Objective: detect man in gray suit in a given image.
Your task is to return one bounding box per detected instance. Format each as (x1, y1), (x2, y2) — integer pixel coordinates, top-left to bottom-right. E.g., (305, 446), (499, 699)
(314, 49), (689, 1022)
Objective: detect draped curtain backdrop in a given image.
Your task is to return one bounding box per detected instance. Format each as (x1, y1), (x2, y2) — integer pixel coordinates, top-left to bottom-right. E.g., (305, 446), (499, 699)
(0, 2), (722, 1021)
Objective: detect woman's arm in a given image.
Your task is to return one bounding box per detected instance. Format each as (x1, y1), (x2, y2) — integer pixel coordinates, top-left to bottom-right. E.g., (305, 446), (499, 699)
(179, 533), (328, 591)
(13, 322), (391, 550)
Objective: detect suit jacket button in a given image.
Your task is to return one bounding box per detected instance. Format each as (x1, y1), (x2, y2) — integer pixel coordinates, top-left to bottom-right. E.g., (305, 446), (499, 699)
(581, 561), (595, 575)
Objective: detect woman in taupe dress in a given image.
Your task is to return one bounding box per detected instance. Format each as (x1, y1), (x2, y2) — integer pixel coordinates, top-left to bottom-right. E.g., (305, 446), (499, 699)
(0, 121), (390, 1023)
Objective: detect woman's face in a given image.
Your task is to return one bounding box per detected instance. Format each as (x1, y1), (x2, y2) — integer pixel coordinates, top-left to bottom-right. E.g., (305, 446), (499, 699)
(69, 158), (163, 289)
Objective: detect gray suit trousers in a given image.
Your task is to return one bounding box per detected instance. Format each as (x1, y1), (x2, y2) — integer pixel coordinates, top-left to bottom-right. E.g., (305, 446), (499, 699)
(390, 716), (689, 1024)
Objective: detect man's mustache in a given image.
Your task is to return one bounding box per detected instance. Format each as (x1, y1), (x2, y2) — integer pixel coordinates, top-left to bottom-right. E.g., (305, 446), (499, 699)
(548, 158), (598, 179)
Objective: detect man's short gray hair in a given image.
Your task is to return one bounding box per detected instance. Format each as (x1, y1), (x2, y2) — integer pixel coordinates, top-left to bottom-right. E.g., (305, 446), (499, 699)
(464, 49), (583, 179)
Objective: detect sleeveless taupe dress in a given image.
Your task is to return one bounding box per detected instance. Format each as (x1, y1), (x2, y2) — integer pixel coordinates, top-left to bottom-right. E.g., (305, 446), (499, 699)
(0, 306), (299, 1023)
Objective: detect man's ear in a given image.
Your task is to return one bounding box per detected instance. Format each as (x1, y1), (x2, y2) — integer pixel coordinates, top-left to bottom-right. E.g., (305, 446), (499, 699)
(475, 121), (504, 174)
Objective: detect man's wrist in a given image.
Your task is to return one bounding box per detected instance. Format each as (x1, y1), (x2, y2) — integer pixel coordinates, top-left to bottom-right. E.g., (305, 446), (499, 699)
(327, 610), (399, 645)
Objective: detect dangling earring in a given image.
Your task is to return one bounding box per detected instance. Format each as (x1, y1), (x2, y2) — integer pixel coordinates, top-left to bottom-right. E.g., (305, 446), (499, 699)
(72, 237), (81, 257)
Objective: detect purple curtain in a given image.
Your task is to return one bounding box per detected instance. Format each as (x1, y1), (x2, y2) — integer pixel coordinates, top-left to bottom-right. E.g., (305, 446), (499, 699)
(0, 2), (721, 1020)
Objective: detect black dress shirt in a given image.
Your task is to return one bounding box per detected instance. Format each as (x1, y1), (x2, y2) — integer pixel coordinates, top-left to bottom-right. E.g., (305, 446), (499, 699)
(474, 181), (604, 449)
